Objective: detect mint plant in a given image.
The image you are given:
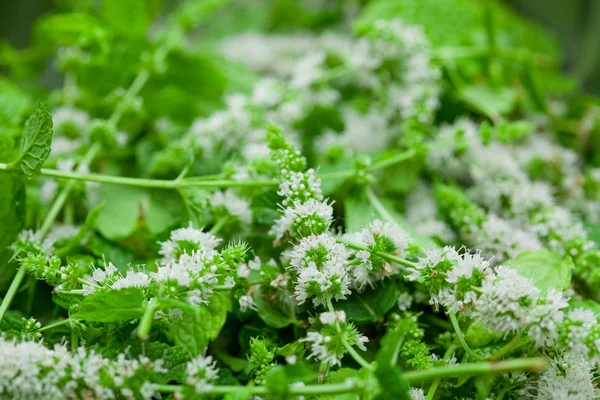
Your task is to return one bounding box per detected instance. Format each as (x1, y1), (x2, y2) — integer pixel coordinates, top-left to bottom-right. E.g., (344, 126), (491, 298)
(1, 0), (600, 398)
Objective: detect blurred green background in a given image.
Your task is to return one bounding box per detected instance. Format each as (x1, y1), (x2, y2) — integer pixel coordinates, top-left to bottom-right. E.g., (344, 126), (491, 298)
(1, 0), (599, 92)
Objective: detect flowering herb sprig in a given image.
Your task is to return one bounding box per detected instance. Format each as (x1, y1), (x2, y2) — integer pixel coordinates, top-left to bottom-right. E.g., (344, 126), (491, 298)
(1, 0), (600, 398)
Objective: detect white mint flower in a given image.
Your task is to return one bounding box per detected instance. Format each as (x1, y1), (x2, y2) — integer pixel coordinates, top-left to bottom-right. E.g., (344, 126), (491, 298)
(270, 199), (333, 241)
(186, 353), (219, 394)
(111, 269), (151, 290)
(558, 308), (598, 360)
(0, 337), (164, 398)
(300, 323), (368, 368)
(239, 294), (257, 312)
(295, 261), (351, 306)
(397, 292), (414, 311)
(359, 220), (410, 253)
(409, 388), (426, 400)
(522, 357), (598, 399)
(46, 224), (80, 244)
(52, 106), (90, 134)
(474, 266), (540, 336)
(287, 233), (349, 271)
(159, 224), (221, 264)
(210, 189), (253, 225)
(150, 251), (218, 305)
(278, 169), (323, 205)
(471, 215), (542, 262)
(345, 220), (411, 288)
(319, 310), (346, 325)
(13, 229), (55, 259)
(440, 251), (491, 314)
(527, 288), (569, 348)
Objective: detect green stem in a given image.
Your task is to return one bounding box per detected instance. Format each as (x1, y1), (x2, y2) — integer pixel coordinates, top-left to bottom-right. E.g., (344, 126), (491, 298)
(38, 143), (100, 238)
(35, 318), (71, 333)
(327, 297), (374, 371)
(426, 345), (457, 400)
(155, 357), (546, 395)
(209, 216), (229, 235)
(367, 149), (416, 171)
(486, 334), (529, 361)
(0, 164), (278, 189)
(365, 185), (396, 223)
(58, 289), (84, 295)
(342, 337), (373, 371)
(77, 278), (97, 288)
(138, 298), (160, 340)
(404, 357), (547, 384)
(449, 312), (485, 361)
(338, 239), (417, 269)
(71, 329), (78, 352)
(431, 46), (554, 68)
(155, 382), (358, 396)
(0, 149), (417, 191)
(63, 200), (74, 225)
(0, 268), (26, 323)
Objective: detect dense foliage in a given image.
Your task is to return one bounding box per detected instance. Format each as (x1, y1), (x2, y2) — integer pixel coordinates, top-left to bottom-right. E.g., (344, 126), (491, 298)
(2, 0), (600, 398)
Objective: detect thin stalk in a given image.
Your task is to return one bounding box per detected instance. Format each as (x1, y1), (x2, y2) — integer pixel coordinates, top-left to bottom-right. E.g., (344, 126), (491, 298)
(327, 297), (374, 371)
(365, 185), (396, 223)
(449, 312), (485, 361)
(58, 289), (85, 296)
(0, 268), (26, 323)
(209, 216), (229, 235)
(138, 298), (160, 340)
(155, 357), (546, 395)
(63, 201), (74, 225)
(404, 357), (546, 384)
(342, 337), (373, 371)
(0, 149), (417, 191)
(426, 345), (457, 400)
(35, 318), (71, 333)
(338, 238), (417, 269)
(71, 330), (78, 352)
(486, 334), (529, 361)
(38, 143), (100, 238)
(77, 278), (98, 288)
(108, 71), (150, 128)
(366, 149), (416, 171)
(155, 382), (357, 396)
(0, 164), (279, 189)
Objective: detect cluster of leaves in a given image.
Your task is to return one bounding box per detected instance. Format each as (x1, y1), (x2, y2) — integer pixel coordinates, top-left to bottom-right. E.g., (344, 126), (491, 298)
(2, 0), (600, 399)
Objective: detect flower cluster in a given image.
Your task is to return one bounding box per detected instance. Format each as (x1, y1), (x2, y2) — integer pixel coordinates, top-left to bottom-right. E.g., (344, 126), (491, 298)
(0, 337), (164, 399)
(301, 310), (368, 367)
(5, 0), (600, 398)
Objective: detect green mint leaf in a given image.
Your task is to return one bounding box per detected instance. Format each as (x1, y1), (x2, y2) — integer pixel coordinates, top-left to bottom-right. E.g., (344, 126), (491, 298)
(102, 0), (150, 38)
(179, 187), (210, 228)
(95, 186), (184, 239)
(170, 292), (231, 355)
(275, 341), (306, 359)
(344, 194), (377, 233)
(10, 101), (53, 179)
(374, 319), (411, 400)
(74, 287), (145, 322)
(465, 322), (498, 349)
(374, 364), (409, 400)
(336, 280), (397, 323)
(457, 85), (516, 121)
(253, 287), (294, 328)
(0, 175), (25, 290)
(507, 249), (572, 293)
(264, 364), (315, 394)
